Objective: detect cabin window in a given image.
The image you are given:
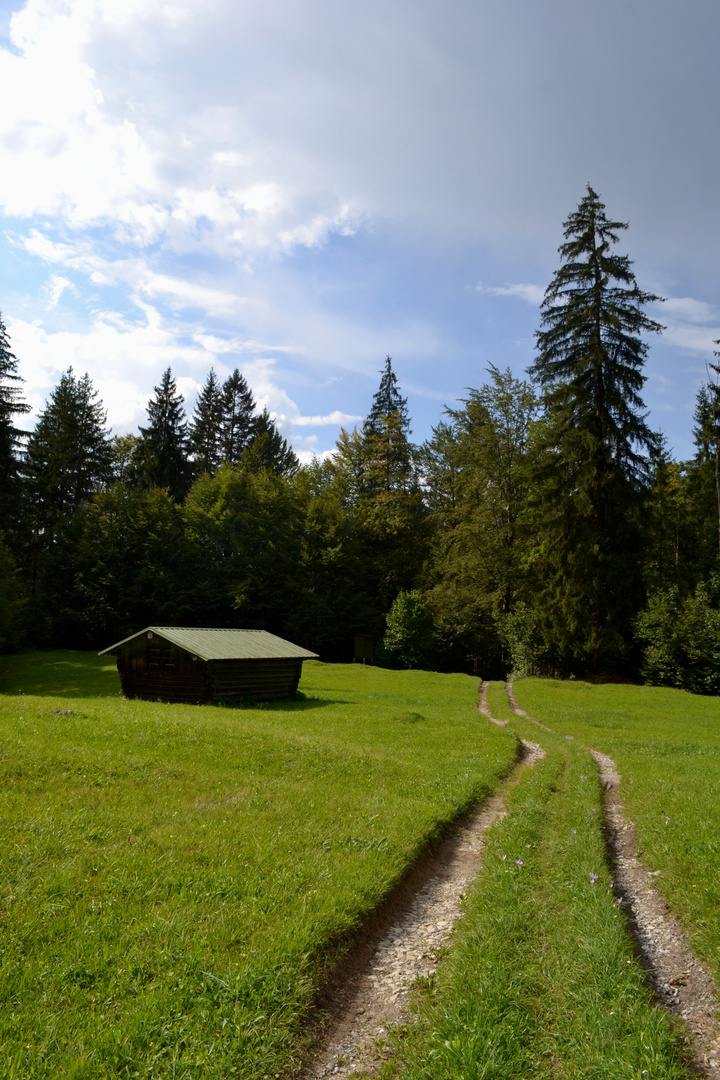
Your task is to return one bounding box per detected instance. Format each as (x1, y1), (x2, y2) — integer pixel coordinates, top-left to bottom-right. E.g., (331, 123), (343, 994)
(149, 662), (159, 670)
(165, 662), (175, 672)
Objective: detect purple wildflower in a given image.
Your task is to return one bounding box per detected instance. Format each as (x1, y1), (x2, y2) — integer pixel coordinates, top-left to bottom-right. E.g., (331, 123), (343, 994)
(590, 873), (598, 884)
(609, 880), (614, 889)
(572, 829), (576, 835)
(514, 859), (523, 867)
(617, 896), (623, 905)
(501, 854), (506, 861)
(580, 775), (587, 780)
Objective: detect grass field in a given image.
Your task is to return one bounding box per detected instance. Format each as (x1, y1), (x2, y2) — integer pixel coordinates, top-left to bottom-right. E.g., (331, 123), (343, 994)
(0, 653), (515, 1080)
(386, 692), (696, 1080)
(510, 678), (720, 994)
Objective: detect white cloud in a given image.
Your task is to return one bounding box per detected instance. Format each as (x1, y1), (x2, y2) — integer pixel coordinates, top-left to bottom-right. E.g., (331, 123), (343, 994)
(662, 297), (719, 325)
(7, 305), (221, 428)
(657, 296), (720, 355)
(478, 282), (545, 305)
(43, 274), (74, 309)
(293, 410), (362, 426)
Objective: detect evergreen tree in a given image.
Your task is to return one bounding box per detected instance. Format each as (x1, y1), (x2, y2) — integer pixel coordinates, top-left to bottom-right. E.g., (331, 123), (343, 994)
(220, 369), (256, 464)
(361, 356), (414, 496)
(423, 366), (537, 675)
(189, 369), (224, 476)
(642, 435), (692, 595)
(0, 312), (30, 534)
(679, 377), (720, 585)
(528, 186), (664, 672)
(242, 408), (298, 476)
(24, 368), (112, 547)
(332, 357), (427, 626)
(137, 368), (191, 500)
(703, 343), (720, 553)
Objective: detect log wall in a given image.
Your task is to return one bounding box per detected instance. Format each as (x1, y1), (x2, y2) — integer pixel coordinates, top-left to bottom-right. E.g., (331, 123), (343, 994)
(209, 658), (302, 701)
(113, 634), (303, 703)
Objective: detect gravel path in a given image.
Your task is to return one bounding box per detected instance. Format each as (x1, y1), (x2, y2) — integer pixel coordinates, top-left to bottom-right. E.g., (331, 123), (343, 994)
(592, 749), (720, 1078)
(505, 682), (720, 1078)
(307, 707), (542, 1078)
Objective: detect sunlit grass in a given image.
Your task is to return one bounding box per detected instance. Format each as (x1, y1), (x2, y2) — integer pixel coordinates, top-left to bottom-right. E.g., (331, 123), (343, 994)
(389, 697), (694, 1079)
(513, 678), (720, 986)
(0, 654), (514, 1079)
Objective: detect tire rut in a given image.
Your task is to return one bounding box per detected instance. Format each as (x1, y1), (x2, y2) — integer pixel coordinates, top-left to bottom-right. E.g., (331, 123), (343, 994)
(505, 682), (720, 1078)
(305, 703), (542, 1079)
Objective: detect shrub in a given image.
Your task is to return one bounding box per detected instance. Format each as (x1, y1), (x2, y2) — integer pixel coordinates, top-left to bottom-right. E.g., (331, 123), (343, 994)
(383, 590), (438, 670)
(635, 580), (720, 694)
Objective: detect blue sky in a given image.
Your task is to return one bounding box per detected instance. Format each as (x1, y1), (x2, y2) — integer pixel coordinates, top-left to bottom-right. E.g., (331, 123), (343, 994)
(1, 0), (719, 461)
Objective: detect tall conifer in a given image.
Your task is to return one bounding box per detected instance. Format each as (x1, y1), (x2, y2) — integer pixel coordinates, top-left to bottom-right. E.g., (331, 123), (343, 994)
(0, 313), (30, 534)
(189, 369), (224, 476)
(138, 368), (191, 500)
(220, 369), (256, 464)
(24, 368), (112, 545)
(361, 355), (414, 496)
(529, 186), (664, 671)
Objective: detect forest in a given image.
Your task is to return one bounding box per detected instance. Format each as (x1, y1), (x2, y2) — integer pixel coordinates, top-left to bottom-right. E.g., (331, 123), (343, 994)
(1, 186), (719, 689)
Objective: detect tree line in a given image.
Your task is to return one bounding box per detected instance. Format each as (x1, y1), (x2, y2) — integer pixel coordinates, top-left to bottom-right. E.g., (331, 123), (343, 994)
(2, 185), (720, 689)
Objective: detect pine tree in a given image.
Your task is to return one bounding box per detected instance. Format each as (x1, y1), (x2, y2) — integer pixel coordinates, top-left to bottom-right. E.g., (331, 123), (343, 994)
(137, 368), (191, 500)
(331, 357), (427, 624)
(528, 186), (664, 672)
(703, 342), (720, 553)
(0, 312), (30, 534)
(189, 369), (224, 476)
(24, 368), (112, 547)
(220, 369), (256, 464)
(243, 408), (298, 476)
(361, 356), (414, 496)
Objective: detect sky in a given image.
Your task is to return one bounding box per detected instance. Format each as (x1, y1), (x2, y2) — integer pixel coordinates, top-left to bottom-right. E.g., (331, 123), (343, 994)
(1, 0), (718, 462)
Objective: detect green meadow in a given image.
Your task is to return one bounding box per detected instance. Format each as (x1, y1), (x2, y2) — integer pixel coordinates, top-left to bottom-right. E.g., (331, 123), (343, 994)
(511, 678), (720, 990)
(0, 654), (514, 1079)
(3, 657), (718, 1080)
(386, 688), (696, 1080)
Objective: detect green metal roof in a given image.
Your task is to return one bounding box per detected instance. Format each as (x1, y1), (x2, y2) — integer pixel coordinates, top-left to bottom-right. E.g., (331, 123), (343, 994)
(98, 627), (318, 661)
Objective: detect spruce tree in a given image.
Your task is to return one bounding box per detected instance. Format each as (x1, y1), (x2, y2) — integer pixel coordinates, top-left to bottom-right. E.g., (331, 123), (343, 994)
(0, 312), (30, 534)
(361, 355), (414, 496)
(24, 368), (112, 545)
(703, 342), (720, 553)
(138, 368), (191, 500)
(243, 408), (298, 476)
(528, 186), (664, 672)
(220, 369), (256, 464)
(189, 369), (224, 476)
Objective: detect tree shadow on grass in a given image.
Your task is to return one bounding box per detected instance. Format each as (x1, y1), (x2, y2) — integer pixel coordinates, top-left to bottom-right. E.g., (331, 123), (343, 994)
(0, 652), (119, 699)
(0, 653), (349, 708)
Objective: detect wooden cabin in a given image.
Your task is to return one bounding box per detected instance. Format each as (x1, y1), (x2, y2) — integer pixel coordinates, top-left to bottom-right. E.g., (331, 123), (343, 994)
(99, 627), (318, 704)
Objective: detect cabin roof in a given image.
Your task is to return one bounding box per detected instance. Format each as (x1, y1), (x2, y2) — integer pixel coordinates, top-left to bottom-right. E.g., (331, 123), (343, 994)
(98, 626), (319, 662)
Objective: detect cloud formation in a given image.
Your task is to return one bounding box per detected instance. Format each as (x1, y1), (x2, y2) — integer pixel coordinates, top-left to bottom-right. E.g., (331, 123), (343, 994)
(1, 0), (718, 459)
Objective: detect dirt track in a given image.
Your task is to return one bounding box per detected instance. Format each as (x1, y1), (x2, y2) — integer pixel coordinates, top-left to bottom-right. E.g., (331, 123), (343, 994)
(506, 683), (720, 1079)
(306, 693), (542, 1078)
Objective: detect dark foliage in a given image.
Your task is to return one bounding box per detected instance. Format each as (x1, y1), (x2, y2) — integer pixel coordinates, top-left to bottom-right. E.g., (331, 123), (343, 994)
(528, 186), (664, 673)
(0, 313), (30, 535)
(137, 368), (192, 500)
